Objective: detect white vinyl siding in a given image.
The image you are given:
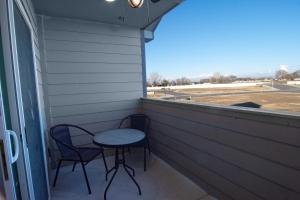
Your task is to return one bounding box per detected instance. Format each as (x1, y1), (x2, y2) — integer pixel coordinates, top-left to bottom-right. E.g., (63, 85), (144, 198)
(38, 16), (143, 159)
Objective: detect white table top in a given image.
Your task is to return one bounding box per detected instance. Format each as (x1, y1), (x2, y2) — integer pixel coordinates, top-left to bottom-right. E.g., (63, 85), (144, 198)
(93, 128), (145, 147)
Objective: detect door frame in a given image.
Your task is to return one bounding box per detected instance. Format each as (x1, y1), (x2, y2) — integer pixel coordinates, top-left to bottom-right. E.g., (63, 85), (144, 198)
(0, 0), (30, 199)
(0, 55), (16, 200)
(0, 0), (50, 199)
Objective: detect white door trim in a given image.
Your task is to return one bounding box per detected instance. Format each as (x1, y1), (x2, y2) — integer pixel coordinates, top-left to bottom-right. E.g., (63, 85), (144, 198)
(0, 82), (16, 200)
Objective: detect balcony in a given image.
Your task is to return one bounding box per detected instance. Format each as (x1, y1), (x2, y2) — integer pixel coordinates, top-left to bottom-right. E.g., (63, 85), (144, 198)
(48, 97), (300, 200)
(1, 0), (300, 199)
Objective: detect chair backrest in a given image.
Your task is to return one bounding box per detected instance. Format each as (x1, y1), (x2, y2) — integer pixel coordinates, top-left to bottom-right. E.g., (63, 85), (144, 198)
(129, 114), (150, 133)
(50, 125), (74, 157)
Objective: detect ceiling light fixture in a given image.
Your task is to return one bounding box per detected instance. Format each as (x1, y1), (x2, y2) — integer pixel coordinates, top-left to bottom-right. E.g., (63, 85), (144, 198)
(105, 0), (160, 8)
(128, 0), (144, 8)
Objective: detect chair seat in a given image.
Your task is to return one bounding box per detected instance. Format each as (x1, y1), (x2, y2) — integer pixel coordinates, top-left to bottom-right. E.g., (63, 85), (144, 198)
(62, 147), (102, 162)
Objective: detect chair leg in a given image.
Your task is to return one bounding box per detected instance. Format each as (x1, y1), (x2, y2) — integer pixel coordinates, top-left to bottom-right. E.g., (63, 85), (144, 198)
(128, 146), (131, 154)
(146, 139), (151, 156)
(53, 160), (62, 187)
(143, 146), (147, 171)
(72, 162), (77, 172)
(101, 151), (108, 173)
(81, 162), (92, 194)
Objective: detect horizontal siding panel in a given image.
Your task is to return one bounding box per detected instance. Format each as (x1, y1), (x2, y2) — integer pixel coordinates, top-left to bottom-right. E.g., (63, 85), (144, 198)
(149, 122), (300, 200)
(145, 107), (300, 171)
(142, 99), (300, 200)
(46, 51), (142, 63)
(44, 17), (140, 38)
(79, 120), (122, 133)
(143, 101), (300, 147)
(52, 109), (137, 126)
(49, 91), (142, 106)
(51, 100), (140, 117)
(46, 63), (142, 74)
(48, 82), (143, 96)
(44, 30), (140, 46)
(61, 120), (123, 137)
(144, 107), (300, 193)
(45, 40), (141, 55)
(47, 73), (142, 84)
(151, 139), (260, 200)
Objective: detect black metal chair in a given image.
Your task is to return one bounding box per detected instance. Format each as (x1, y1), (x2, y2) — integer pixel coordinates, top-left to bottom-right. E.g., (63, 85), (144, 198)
(119, 114), (151, 171)
(50, 124), (108, 194)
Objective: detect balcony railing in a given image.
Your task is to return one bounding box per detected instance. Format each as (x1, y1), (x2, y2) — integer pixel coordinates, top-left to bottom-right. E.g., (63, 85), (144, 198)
(141, 98), (300, 200)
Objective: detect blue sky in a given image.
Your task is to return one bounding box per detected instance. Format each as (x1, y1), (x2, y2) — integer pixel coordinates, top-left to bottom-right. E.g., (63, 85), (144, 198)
(145, 0), (300, 79)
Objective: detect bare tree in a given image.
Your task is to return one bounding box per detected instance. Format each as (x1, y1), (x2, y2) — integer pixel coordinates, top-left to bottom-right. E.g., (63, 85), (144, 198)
(147, 72), (163, 86)
(175, 77), (191, 85)
(292, 70), (300, 78)
(210, 72), (224, 83)
(275, 70), (289, 80)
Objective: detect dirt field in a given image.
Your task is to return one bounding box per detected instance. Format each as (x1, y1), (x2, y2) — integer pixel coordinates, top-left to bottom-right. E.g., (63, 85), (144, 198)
(192, 92), (300, 113)
(148, 85), (273, 98)
(175, 85), (273, 95)
(147, 86), (300, 113)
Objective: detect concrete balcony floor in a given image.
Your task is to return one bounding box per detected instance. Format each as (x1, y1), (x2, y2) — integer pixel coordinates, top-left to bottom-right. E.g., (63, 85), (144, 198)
(50, 151), (216, 200)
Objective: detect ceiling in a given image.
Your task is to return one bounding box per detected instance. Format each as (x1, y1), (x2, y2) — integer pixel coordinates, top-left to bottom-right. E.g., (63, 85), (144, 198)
(32, 0), (182, 29)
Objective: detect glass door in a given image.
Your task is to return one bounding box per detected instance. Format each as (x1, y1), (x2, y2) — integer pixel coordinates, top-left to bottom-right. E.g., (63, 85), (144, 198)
(10, 2), (48, 200)
(0, 24), (20, 200)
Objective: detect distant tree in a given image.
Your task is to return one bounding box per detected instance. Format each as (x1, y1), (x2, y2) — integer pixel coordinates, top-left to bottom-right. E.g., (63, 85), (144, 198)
(148, 72), (162, 86)
(200, 78), (210, 84)
(292, 70), (300, 78)
(175, 77), (191, 85)
(286, 73), (295, 80)
(275, 70), (289, 80)
(228, 75), (237, 81)
(170, 80), (177, 86)
(161, 79), (170, 86)
(210, 72), (225, 83)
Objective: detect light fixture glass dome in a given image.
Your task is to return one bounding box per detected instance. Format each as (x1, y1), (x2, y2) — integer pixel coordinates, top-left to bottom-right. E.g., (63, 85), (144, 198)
(128, 0), (144, 8)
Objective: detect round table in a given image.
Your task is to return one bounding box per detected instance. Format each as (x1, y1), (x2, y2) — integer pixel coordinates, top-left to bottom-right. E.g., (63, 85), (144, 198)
(93, 128), (145, 200)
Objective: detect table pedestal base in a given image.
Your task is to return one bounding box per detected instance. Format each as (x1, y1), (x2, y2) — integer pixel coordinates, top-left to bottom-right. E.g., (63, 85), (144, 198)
(104, 147), (142, 200)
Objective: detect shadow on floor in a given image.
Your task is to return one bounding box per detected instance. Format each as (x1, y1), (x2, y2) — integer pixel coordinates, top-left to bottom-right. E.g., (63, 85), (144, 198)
(51, 151), (216, 200)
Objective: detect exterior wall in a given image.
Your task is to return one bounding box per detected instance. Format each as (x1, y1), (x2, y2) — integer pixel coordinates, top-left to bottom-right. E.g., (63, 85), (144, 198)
(142, 98), (300, 200)
(38, 16), (144, 162)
